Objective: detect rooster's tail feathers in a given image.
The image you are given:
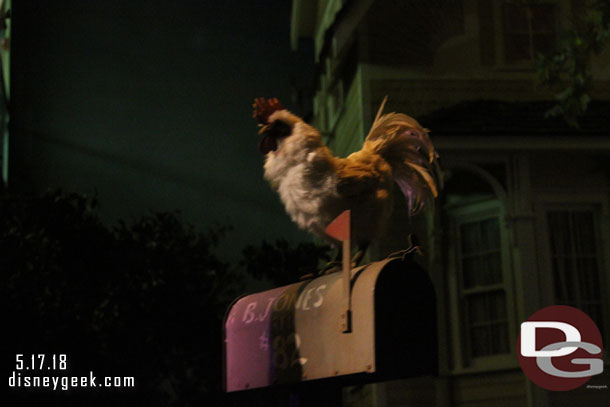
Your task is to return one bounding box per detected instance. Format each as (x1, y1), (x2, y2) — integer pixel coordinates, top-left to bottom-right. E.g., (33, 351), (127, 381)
(364, 100), (442, 215)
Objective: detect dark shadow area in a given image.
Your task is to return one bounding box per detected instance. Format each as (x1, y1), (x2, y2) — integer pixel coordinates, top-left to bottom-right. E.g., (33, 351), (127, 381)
(4, 187), (336, 406)
(3, 188), (237, 406)
(374, 255), (438, 380)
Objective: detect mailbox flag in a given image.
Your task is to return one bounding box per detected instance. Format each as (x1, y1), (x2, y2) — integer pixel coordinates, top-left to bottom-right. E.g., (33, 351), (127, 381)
(325, 210), (351, 241)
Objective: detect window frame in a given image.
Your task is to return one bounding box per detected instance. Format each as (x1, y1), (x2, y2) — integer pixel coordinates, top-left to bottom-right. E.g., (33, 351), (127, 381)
(493, 0), (568, 69)
(535, 198), (610, 351)
(501, 1), (557, 64)
(447, 199), (517, 373)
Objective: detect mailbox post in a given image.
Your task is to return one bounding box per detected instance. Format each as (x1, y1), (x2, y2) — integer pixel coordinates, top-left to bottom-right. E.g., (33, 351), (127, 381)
(223, 252), (437, 393)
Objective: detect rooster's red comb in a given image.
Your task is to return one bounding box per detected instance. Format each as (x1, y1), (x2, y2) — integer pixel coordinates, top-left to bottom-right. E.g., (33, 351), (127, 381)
(252, 97), (285, 124)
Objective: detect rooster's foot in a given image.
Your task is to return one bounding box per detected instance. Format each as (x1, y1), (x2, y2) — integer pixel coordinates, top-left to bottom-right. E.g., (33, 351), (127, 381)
(299, 272), (315, 281)
(386, 235), (422, 259)
(319, 260), (342, 275)
(351, 249), (366, 268)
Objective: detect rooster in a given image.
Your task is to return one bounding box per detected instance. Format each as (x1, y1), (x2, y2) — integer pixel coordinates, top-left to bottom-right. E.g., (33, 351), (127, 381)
(253, 97), (441, 266)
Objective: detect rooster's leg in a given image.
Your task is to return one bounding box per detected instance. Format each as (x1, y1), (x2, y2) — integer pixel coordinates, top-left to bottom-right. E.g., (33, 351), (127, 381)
(351, 243), (369, 268)
(386, 234), (422, 259)
(320, 242), (369, 275)
(319, 245), (342, 275)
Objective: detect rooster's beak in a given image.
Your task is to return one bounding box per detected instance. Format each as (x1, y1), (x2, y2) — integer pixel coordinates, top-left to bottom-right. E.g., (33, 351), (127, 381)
(258, 124), (270, 135)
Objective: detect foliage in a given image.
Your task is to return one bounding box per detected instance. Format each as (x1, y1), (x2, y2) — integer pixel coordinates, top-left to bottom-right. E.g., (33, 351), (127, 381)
(3, 189), (240, 406)
(241, 238), (331, 286)
(535, 0), (610, 126)
(3, 188), (331, 405)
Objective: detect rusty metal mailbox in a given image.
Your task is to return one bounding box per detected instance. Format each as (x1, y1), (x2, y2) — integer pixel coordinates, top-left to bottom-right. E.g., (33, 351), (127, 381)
(223, 255), (437, 392)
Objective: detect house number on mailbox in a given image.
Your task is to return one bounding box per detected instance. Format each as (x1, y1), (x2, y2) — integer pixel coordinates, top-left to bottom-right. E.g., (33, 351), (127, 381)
(235, 283), (329, 372)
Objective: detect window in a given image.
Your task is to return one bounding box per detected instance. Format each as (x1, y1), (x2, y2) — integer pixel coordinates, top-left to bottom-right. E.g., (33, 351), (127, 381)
(546, 209), (605, 335)
(445, 167), (514, 370)
(502, 2), (556, 63)
(458, 217), (510, 358)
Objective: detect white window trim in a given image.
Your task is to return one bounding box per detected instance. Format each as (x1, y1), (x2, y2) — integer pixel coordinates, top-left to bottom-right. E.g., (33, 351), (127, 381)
(447, 199), (518, 374)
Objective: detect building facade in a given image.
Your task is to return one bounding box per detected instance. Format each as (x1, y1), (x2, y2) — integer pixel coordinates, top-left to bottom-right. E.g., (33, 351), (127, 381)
(291, 1), (610, 406)
(0, 0), (10, 186)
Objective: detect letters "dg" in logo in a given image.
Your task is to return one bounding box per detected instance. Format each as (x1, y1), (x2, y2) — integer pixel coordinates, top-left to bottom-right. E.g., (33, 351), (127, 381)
(518, 306), (604, 391)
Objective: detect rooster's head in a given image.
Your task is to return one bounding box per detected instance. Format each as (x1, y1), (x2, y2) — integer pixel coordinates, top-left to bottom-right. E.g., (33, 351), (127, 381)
(252, 97), (295, 155)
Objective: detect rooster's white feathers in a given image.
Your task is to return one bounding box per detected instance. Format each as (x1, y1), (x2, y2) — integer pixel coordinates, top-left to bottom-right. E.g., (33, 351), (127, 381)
(260, 98), (441, 246)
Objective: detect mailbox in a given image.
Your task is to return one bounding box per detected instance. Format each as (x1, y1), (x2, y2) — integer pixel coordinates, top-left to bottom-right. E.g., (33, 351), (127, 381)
(223, 253), (437, 392)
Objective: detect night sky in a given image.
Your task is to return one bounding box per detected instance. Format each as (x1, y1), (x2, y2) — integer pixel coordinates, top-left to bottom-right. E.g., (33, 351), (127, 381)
(12, 0), (313, 260)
